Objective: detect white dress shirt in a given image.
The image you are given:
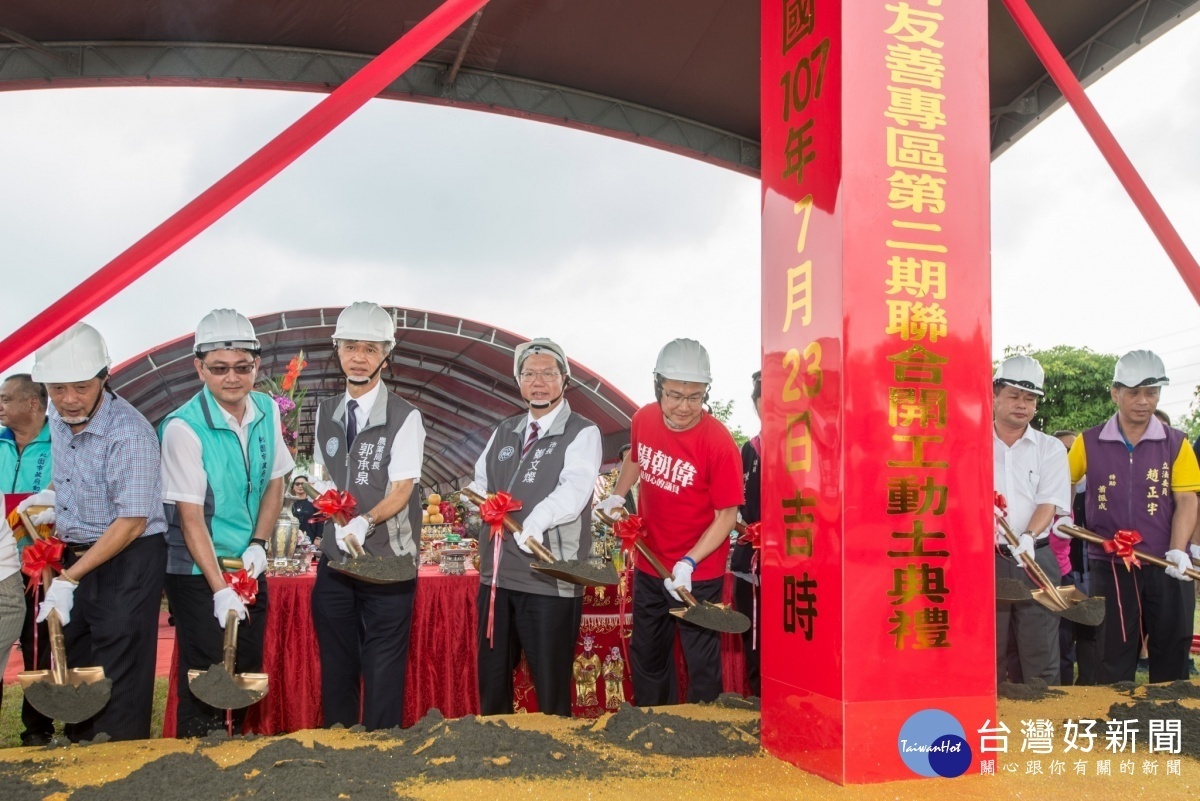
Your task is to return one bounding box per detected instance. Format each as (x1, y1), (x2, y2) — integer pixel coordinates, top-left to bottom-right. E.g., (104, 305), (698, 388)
(993, 423), (1071, 538)
(312, 382), (426, 482)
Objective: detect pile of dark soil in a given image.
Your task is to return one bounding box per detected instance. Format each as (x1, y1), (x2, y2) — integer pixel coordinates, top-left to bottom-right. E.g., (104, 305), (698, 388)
(1105, 700), (1200, 760)
(997, 678), (1064, 701)
(533, 559), (618, 587)
(708, 693), (760, 710)
(24, 678), (113, 723)
(0, 759), (67, 801)
(332, 553), (416, 583)
(1141, 681), (1200, 701)
(188, 665), (265, 709)
(1111, 681), (1139, 693)
(593, 704), (760, 757)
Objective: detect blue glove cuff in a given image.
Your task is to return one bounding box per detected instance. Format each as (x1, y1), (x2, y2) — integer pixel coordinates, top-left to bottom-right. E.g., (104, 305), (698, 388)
(681, 556), (697, 569)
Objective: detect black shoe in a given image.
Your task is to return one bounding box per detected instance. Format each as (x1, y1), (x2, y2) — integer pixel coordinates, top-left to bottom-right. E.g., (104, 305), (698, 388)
(20, 731), (53, 747)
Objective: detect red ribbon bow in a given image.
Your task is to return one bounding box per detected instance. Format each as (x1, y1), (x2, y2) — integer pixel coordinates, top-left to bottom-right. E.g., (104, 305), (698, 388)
(21, 537), (65, 594)
(224, 569), (258, 605)
(480, 492), (522, 538)
(1104, 529), (1143, 570)
(994, 492), (1007, 518)
(740, 522), (762, 550)
(614, 515), (644, 552)
(310, 489), (358, 525)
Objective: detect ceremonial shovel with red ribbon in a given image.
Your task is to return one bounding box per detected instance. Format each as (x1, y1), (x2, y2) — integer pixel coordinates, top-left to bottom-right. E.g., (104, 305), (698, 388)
(187, 568), (268, 714)
(304, 483), (416, 584)
(995, 515), (1105, 626)
(1059, 523), (1200, 579)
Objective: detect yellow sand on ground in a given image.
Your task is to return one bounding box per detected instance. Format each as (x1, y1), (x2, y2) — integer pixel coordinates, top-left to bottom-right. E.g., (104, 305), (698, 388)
(3, 686), (1199, 800)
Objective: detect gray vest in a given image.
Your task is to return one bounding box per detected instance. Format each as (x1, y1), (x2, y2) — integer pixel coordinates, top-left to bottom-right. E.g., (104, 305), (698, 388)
(315, 389), (422, 562)
(480, 400), (596, 598)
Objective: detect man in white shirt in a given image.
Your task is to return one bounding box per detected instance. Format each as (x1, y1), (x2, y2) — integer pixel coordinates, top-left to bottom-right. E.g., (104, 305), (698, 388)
(466, 338), (602, 716)
(993, 355), (1071, 685)
(160, 309), (293, 737)
(311, 302), (426, 730)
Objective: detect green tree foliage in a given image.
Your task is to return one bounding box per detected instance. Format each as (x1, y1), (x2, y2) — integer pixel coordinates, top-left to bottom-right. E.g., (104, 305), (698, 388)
(1175, 385), (1200, 439)
(1000, 345), (1117, 433)
(708, 398), (749, 446)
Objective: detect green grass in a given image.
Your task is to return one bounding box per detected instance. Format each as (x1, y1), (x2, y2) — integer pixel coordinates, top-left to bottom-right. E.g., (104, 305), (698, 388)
(0, 677), (169, 748)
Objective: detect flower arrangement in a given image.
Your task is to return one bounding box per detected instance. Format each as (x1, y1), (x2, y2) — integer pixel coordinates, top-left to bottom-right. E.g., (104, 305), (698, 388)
(259, 351), (307, 454)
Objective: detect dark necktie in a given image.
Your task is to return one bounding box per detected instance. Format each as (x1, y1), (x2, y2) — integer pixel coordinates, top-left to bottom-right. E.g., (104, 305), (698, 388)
(346, 399), (359, 450)
(521, 421), (540, 458)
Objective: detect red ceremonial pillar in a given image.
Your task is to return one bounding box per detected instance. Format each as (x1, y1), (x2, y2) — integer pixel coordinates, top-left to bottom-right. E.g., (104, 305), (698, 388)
(759, 0), (995, 784)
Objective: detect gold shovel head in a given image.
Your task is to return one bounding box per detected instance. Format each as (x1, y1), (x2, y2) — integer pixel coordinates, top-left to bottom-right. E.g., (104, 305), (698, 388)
(188, 668), (269, 710)
(17, 666), (106, 690)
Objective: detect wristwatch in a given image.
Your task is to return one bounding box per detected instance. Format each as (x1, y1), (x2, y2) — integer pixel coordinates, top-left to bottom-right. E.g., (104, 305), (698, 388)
(250, 538), (269, 549)
(363, 513), (376, 534)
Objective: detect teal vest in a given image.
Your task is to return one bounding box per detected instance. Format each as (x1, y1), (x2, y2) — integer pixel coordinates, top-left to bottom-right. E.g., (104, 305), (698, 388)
(161, 388), (276, 575)
(0, 420), (52, 493)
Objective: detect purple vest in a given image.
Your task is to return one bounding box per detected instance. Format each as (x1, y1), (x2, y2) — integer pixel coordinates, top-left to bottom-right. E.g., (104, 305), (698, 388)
(1082, 415), (1185, 561)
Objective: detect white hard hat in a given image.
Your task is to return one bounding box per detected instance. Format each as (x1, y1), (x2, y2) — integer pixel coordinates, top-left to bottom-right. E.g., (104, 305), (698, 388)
(513, 338), (569, 378)
(31, 323), (111, 384)
(993, 355), (1045, 396)
(1113, 349), (1169, 388)
(654, 338), (712, 384)
(194, 309), (260, 355)
(332, 302), (395, 349)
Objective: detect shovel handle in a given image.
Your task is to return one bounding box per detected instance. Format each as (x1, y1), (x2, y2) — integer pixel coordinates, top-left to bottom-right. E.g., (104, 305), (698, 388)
(996, 516), (1069, 611)
(458, 488), (557, 564)
(17, 510), (50, 542)
(47, 609), (68, 685)
(303, 484), (368, 558)
(223, 609), (239, 675)
(595, 509), (700, 609)
(1060, 524), (1200, 580)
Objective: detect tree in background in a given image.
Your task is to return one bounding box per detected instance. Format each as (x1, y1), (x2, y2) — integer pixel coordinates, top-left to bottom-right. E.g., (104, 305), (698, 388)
(1000, 345), (1117, 433)
(1175, 385), (1200, 439)
(708, 398), (748, 446)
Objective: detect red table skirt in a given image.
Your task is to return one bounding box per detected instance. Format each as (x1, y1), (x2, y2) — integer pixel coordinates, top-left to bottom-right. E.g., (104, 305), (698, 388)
(165, 568), (749, 736)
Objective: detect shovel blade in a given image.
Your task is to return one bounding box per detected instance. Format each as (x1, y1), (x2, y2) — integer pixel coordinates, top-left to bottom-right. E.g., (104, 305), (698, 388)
(188, 668), (269, 711)
(1028, 587), (1106, 626)
(20, 672), (112, 723)
(531, 561), (619, 587)
(996, 577), (1033, 601)
(329, 553), (416, 584)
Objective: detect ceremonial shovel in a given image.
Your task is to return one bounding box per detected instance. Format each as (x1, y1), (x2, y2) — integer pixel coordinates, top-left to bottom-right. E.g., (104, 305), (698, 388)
(16, 512), (112, 724)
(187, 609), (268, 711)
(304, 484), (416, 583)
(996, 516), (1105, 626)
(459, 488), (617, 587)
(1059, 523), (1200, 580)
(597, 509), (751, 634)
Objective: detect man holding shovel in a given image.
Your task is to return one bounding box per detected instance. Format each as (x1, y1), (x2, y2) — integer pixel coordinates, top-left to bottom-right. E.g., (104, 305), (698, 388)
(31, 323), (168, 742)
(465, 338), (602, 716)
(600, 338), (743, 705)
(1065, 349), (1200, 683)
(311, 302), (426, 730)
(992, 355), (1071, 685)
(159, 309), (293, 737)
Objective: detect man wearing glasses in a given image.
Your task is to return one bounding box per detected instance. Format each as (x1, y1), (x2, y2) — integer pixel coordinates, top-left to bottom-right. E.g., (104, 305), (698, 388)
(159, 309), (293, 737)
(31, 323), (168, 741)
(600, 338), (743, 704)
(466, 338), (601, 715)
(1066, 349), (1200, 683)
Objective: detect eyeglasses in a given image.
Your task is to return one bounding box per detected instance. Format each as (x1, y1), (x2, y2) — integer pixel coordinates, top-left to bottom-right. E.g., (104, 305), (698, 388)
(518, 370), (562, 383)
(662, 391), (705, 406)
(202, 362), (256, 376)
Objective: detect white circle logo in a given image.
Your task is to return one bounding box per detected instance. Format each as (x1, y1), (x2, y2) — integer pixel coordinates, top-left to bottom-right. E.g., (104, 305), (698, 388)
(498, 445), (515, 462)
(325, 437), (339, 457)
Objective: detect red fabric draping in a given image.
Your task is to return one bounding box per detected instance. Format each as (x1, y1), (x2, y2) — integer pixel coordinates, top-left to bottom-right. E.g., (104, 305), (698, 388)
(165, 567), (749, 736)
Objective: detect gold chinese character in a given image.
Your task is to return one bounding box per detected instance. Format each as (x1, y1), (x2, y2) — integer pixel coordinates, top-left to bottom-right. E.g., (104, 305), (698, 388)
(887, 344), (948, 384)
(885, 86), (947, 130)
(887, 171), (946, 214)
(783, 261), (812, 332)
(886, 300), (948, 342)
(782, 120), (817, 184)
(888, 434), (948, 468)
(885, 256), (946, 298)
(884, 2), (944, 47)
(1146, 468), (1160, 483)
(886, 475), (948, 514)
(887, 520), (949, 557)
(782, 490), (817, 556)
(786, 412), (812, 472)
(885, 43), (945, 88)
(1148, 502), (1159, 516)
(888, 387), (947, 428)
(886, 128), (946, 173)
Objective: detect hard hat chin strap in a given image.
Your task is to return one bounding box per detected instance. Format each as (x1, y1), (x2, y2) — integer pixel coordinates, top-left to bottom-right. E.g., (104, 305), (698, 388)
(62, 377), (112, 426)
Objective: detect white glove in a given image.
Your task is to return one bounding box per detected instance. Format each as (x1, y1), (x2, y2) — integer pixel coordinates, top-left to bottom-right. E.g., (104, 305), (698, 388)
(241, 543), (268, 578)
(212, 587), (248, 627)
(993, 503), (1006, 520)
(1189, 543), (1200, 562)
(514, 524), (544, 556)
(334, 515), (370, 553)
(1005, 532), (1036, 561)
(36, 577), (77, 625)
(1164, 549), (1193, 582)
(664, 559), (694, 602)
(18, 491), (56, 526)
(309, 480), (336, 495)
(457, 485), (484, 512)
(1051, 518), (1074, 540)
(597, 495), (626, 518)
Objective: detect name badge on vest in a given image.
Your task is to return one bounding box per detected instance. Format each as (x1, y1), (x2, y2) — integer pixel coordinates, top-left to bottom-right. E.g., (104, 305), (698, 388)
(498, 445), (515, 462)
(325, 437), (339, 458)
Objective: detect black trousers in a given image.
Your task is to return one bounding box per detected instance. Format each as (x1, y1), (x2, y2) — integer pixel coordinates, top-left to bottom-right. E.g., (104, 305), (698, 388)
(164, 572), (268, 738)
(1087, 557), (1195, 684)
(19, 583), (53, 740)
(475, 584), (583, 716)
(312, 557), (416, 730)
(630, 569), (724, 705)
(62, 535), (167, 742)
(732, 576), (760, 696)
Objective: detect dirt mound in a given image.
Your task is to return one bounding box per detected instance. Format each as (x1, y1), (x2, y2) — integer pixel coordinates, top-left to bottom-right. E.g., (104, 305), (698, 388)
(1105, 700), (1200, 761)
(997, 678), (1065, 701)
(593, 704), (760, 757)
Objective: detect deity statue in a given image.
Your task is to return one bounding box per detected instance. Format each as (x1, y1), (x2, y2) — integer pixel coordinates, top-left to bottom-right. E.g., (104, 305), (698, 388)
(603, 646), (626, 710)
(572, 635), (601, 708)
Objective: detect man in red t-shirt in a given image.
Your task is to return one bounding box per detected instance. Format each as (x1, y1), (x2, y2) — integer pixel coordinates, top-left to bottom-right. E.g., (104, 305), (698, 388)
(601, 339), (743, 704)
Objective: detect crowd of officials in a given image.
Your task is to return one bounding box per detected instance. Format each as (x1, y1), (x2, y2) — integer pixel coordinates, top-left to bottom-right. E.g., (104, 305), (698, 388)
(0, 305), (1192, 745)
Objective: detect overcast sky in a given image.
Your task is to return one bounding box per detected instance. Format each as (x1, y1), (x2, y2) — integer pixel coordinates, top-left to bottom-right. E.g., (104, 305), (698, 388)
(0, 12), (1197, 437)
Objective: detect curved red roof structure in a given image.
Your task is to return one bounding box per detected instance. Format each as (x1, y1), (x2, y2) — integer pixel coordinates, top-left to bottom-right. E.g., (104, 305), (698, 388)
(109, 306), (638, 491)
(0, 1), (1196, 170)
